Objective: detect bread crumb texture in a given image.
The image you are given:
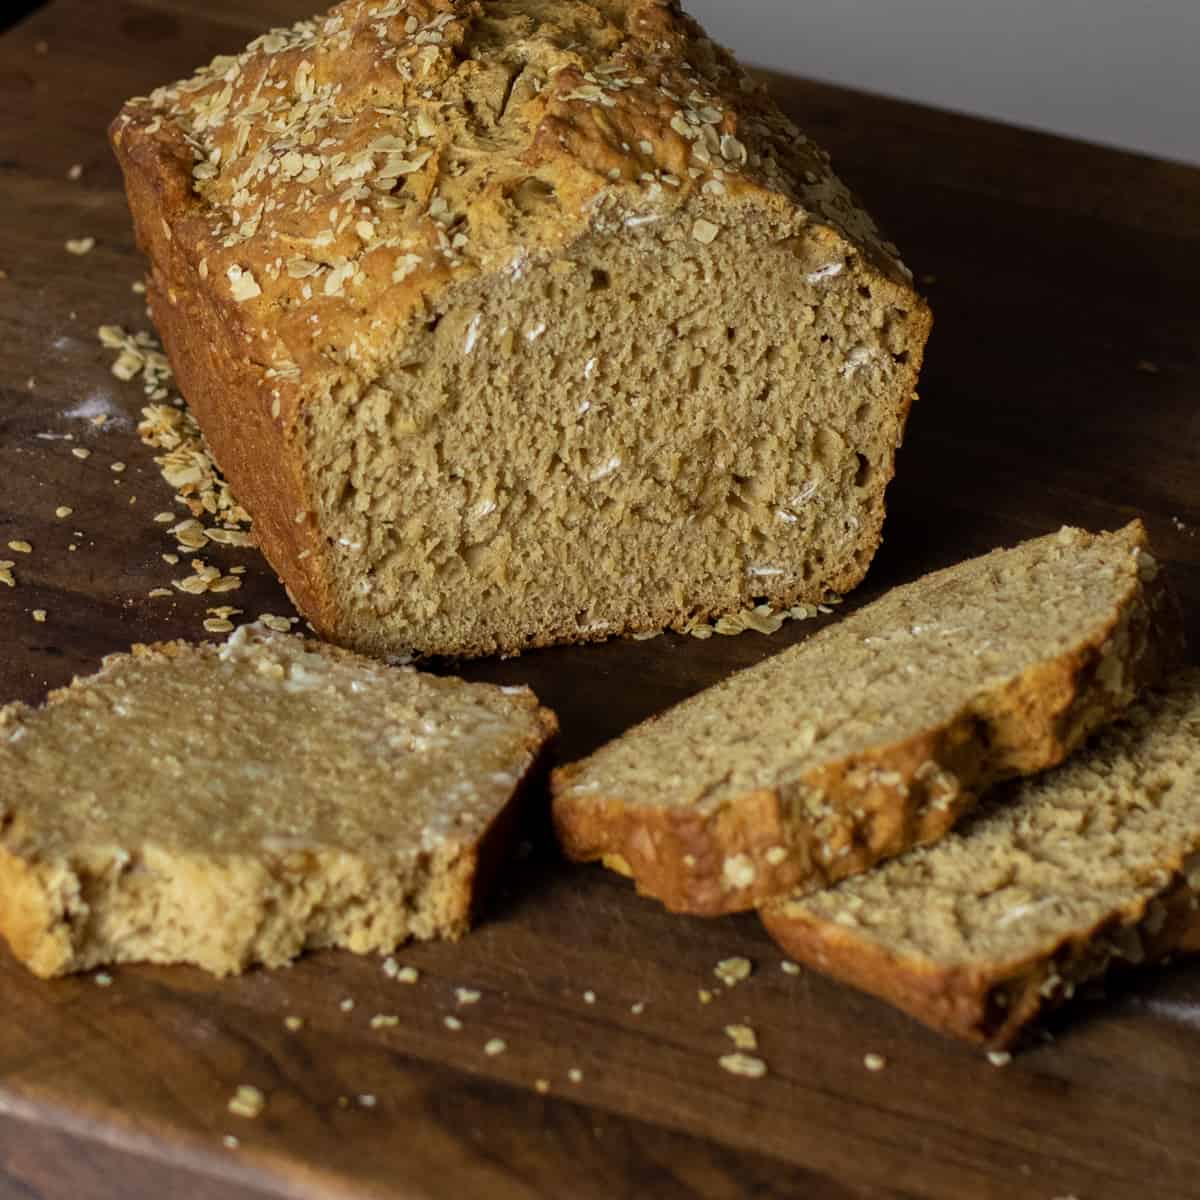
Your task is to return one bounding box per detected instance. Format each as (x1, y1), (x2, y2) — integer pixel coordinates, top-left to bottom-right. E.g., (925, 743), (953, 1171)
(110, 0), (931, 658)
(552, 522), (1176, 913)
(0, 624), (556, 978)
(763, 668), (1200, 1046)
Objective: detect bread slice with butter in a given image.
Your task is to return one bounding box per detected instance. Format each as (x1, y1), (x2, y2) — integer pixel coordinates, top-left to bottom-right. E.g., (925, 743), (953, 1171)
(0, 624), (555, 977)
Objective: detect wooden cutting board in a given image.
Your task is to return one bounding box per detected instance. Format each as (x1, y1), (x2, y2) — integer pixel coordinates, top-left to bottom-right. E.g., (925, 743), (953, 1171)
(2, 3), (1199, 1197)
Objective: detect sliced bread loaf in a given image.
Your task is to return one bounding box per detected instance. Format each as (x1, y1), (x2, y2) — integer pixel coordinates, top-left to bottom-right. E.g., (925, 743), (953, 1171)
(761, 669), (1200, 1047)
(0, 625), (556, 977)
(111, 0), (930, 659)
(552, 522), (1177, 915)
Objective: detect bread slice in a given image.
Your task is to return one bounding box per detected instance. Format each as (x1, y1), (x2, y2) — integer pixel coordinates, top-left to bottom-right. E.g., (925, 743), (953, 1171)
(0, 625), (556, 978)
(110, 0), (930, 659)
(761, 669), (1200, 1047)
(552, 522), (1177, 915)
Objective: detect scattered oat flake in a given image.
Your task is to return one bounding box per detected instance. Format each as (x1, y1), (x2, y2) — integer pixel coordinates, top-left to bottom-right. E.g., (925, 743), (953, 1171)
(382, 956), (399, 978)
(8, 541), (32, 554)
(455, 988), (481, 1006)
(534, 1079), (550, 1094)
(65, 237), (95, 255)
(719, 1053), (767, 1079)
(484, 1038), (506, 1056)
(987, 1050), (1012, 1067)
(72, 447), (91, 460)
(396, 965), (419, 984)
(228, 1085), (265, 1118)
(630, 1001), (645, 1015)
(781, 960), (800, 975)
(714, 956), (752, 987)
(697, 989), (713, 1004)
(340, 998), (355, 1012)
(32, 610), (47, 623)
(583, 990), (596, 1004)
(444, 1015), (463, 1031)
(94, 972), (113, 987)
(725, 1024), (757, 1051)
(284, 1016), (304, 1032)
(358, 1094), (377, 1108)
(0, 563), (16, 588)
(371, 1014), (400, 1029)
(148, 588), (173, 598)
(110, 462), (126, 473)
(67, 163), (83, 181)
(259, 614), (294, 632)
(567, 1068), (583, 1084)
(203, 618), (235, 634)
(55, 506), (73, 518)
(864, 1053), (887, 1072)
(222, 1135), (240, 1150)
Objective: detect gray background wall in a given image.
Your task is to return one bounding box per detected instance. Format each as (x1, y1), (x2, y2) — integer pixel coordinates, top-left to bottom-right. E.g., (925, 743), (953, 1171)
(684, 0), (1200, 166)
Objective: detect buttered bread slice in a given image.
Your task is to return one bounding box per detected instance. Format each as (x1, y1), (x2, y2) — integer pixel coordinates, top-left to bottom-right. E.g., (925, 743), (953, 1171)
(552, 522), (1177, 914)
(762, 670), (1200, 1047)
(0, 625), (555, 977)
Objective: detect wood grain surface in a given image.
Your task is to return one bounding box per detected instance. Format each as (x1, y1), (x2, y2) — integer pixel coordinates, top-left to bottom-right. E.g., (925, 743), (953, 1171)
(1, 3), (1199, 1198)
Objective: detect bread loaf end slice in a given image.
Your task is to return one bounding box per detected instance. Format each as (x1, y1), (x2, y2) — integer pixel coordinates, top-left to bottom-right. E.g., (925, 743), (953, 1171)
(552, 522), (1180, 915)
(0, 626), (556, 978)
(761, 669), (1200, 1047)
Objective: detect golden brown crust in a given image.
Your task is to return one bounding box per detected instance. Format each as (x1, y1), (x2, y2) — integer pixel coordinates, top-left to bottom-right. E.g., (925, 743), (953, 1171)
(552, 522), (1179, 915)
(109, 0), (930, 659)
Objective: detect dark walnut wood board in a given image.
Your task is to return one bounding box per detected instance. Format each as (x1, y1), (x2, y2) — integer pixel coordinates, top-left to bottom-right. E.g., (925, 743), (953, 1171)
(2, 2), (1199, 1197)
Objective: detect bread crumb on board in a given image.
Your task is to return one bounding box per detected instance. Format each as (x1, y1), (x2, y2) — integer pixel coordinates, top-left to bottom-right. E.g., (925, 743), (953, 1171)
(227, 1085), (265, 1119)
(718, 1052), (767, 1079)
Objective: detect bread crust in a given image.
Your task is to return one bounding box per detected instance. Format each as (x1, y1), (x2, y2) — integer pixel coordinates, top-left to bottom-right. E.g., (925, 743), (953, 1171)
(109, 0), (931, 659)
(551, 522), (1182, 915)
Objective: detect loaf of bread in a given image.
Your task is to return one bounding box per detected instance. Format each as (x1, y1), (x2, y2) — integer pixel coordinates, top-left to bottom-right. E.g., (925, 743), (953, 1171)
(761, 669), (1200, 1047)
(110, 0), (931, 659)
(552, 522), (1178, 914)
(0, 625), (555, 977)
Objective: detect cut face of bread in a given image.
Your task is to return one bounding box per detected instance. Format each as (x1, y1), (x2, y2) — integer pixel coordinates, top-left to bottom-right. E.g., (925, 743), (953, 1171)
(110, 0), (930, 658)
(0, 626), (556, 978)
(552, 523), (1178, 915)
(761, 670), (1200, 1048)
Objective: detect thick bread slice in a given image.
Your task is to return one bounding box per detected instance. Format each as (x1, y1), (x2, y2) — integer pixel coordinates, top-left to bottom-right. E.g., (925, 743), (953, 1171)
(109, 0), (930, 659)
(761, 670), (1200, 1048)
(0, 625), (556, 978)
(552, 522), (1178, 915)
